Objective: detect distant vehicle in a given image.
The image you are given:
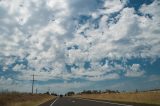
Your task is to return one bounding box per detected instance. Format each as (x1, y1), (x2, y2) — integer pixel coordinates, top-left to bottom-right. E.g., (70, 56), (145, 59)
(60, 95), (63, 98)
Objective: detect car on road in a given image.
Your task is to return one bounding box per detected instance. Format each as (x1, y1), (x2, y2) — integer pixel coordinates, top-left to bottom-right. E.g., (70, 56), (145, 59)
(60, 94), (63, 98)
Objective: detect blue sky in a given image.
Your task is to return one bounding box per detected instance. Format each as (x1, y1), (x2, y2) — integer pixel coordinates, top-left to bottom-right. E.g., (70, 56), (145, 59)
(0, 0), (160, 94)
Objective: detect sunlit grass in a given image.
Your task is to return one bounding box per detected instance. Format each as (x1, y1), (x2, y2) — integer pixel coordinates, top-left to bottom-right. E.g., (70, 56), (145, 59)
(0, 92), (55, 106)
(74, 91), (160, 105)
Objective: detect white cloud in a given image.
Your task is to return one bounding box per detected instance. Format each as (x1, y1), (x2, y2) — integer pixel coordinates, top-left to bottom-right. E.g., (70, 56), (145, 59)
(86, 73), (120, 81)
(0, 77), (92, 94)
(103, 0), (123, 13)
(0, 76), (13, 86)
(125, 64), (145, 77)
(0, 0), (159, 87)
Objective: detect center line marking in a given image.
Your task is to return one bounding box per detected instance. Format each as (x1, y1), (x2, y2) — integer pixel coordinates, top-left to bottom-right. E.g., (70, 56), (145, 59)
(50, 97), (59, 106)
(72, 100), (76, 103)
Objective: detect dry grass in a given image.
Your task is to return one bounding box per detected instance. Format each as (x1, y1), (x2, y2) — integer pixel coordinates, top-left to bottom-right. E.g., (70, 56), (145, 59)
(0, 92), (55, 106)
(73, 92), (160, 105)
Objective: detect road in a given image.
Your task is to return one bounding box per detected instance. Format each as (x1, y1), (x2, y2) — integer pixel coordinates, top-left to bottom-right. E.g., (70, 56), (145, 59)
(39, 97), (134, 106)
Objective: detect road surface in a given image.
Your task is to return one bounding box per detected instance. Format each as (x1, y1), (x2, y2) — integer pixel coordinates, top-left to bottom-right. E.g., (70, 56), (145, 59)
(39, 97), (159, 106)
(39, 97), (131, 106)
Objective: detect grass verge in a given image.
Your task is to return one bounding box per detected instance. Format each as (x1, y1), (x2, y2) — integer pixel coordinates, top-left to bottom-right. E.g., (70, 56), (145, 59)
(73, 92), (160, 105)
(0, 92), (55, 106)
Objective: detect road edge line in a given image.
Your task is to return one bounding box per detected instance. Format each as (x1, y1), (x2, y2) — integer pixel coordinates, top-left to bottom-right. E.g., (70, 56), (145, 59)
(50, 97), (59, 106)
(75, 97), (133, 106)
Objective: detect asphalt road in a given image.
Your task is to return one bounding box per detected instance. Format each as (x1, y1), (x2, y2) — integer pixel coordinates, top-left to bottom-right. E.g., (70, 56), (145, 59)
(40, 97), (133, 106)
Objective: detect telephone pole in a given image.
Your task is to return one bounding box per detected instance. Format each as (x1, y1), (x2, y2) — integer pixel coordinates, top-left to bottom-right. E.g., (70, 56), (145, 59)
(32, 74), (34, 94)
(36, 88), (38, 94)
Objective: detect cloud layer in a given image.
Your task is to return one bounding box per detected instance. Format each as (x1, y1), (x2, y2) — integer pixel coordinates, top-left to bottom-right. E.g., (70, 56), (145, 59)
(0, 0), (160, 92)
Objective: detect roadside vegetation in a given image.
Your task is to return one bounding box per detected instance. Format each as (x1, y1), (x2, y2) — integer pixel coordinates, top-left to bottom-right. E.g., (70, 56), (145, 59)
(71, 89), (160, 105)
(0, 92), (55, 106)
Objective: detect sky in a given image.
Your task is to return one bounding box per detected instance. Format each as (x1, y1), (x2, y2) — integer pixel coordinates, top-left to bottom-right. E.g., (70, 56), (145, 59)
(0, 0), (160, 94)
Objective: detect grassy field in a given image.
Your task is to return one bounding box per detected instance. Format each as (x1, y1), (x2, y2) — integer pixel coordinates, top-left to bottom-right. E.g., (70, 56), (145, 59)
(0, 92), (55, 106)
(73, 91), (160, 105)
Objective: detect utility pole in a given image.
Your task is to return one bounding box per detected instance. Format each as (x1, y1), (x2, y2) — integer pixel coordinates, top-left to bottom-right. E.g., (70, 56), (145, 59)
(32, 74), (34, 94)
(48, 87), (50, 95)
(36, 88), (38, 94)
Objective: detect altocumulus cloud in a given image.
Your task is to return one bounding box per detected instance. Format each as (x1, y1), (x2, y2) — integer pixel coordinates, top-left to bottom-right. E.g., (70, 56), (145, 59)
(0, 0), (160, 93)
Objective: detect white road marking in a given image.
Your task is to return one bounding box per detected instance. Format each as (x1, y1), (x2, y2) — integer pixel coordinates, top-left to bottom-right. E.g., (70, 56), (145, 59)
(50, 97), (59, 106)
(72, 100), (75, 103)
(75, 98), (133, 106)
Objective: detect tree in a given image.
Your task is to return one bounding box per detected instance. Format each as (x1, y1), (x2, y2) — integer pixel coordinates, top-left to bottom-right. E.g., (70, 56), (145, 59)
(66, 91), (75, 96)
(51, 92), (58, 96)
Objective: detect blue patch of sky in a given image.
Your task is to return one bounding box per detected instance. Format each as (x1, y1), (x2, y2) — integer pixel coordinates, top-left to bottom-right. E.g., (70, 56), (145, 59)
(84, 61), (91, 69)
(107, 11), (122, 26)
(78, 7), (121, 28)
(118, 57), (160, 75)
(103, 0), (155, 27)
(91, 15), (104, 29)
(0, 69), (19, 80)
(134, 11), (153, 20)
(99, 57), (107, 66)
(77, 11), (121, 29)
(80, 32), (85, 35)
(99, 57), (160, 75)
(63, 58), (160, 77)
(65, 64), (79, 73)
(124, 0), (154, 19)
(77, 15), (92, 25)
(106, 0), (155, 26)
(142, 58), (160, 74)
(124, 0), (154, 11)
(75, 0), (154, 30)
(0, 57), (29, 79)
(67, 45), (79, 50)
(15, 57), (28, 66)
(144, 13), (153, 19)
